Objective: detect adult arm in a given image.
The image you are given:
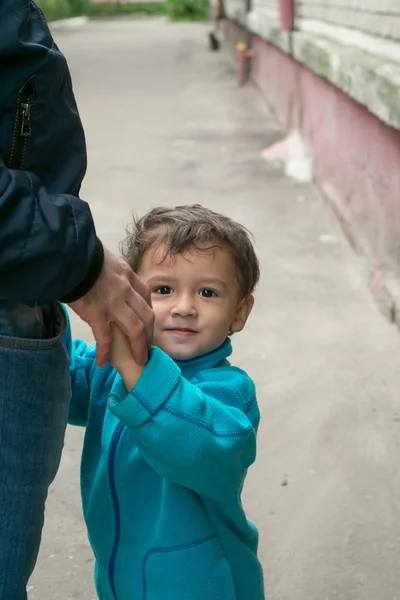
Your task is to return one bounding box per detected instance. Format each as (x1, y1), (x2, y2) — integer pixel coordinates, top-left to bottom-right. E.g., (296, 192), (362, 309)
(0, 158), (103, 305)
(0, 160), (153, 365)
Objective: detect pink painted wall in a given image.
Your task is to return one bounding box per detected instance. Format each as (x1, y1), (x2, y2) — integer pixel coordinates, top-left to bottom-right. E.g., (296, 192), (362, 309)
(224, 21), (400, 274)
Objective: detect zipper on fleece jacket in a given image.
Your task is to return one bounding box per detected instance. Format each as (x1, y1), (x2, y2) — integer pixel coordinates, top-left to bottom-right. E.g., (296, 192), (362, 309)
(108, 421), (125, 599)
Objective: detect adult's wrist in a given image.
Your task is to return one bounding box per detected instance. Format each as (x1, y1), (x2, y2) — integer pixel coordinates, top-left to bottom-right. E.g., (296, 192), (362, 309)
(60, 238), (104, 303)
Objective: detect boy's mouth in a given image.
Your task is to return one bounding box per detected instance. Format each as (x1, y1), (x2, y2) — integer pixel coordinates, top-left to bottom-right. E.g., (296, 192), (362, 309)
(165, 328), (199, 337)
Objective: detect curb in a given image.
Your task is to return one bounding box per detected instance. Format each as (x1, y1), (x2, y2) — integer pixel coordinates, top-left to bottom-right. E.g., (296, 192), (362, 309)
(318, 183), (400, 333)
(49, 15), (89, 30)
(368, 269), (400, 328)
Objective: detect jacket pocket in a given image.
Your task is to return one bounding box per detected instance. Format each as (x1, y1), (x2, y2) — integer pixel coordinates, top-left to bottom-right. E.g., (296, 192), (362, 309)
(142, 534), (236, 600)
(7, 76), (37, 170)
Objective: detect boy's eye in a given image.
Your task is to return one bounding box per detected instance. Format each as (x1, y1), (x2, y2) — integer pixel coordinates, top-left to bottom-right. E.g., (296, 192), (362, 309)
(154, 286), (173, 295)
(199, 288), (217, 298)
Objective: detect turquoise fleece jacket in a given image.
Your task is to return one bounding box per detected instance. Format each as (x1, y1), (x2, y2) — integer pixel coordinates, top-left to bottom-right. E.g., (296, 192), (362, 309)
(64, 319), (264, 600)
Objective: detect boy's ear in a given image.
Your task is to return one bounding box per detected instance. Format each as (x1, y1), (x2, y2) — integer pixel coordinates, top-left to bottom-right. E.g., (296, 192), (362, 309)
(230, 295), (254, 334)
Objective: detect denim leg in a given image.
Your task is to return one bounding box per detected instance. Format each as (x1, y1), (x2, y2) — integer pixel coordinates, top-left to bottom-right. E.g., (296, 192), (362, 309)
(0, 302), (71, 600)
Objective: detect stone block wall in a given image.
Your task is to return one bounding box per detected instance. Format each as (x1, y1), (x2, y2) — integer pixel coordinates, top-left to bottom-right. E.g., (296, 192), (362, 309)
(226, 0), (400, 41)
(296, 0), (400, 41)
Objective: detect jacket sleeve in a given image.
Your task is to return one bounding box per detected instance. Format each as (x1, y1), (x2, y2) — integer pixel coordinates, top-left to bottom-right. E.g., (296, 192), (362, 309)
(63, 310), (96, 427)
(0, 158), (104, 304)
(108, 347), (260, 504)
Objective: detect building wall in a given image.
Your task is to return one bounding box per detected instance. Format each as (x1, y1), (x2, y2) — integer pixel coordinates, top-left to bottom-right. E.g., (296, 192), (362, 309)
(225, 0), (400, 41)
(296, 0), (400, 41)
(251, 31), (400, 270)
(253, 0), (278, 11)
(222, 18), (400, 282)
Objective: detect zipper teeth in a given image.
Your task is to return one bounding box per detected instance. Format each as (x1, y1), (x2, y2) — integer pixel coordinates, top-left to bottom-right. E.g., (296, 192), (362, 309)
(7, 95), (22, 168)
(8, 94), (34, 169)
(108, 421), (125, 599)
(20, 137), (28, 169)
(19, 98), (33, 168)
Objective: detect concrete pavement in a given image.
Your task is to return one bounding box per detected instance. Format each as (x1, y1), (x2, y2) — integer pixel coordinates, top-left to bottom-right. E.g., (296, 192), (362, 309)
(30, 17), (400, 600)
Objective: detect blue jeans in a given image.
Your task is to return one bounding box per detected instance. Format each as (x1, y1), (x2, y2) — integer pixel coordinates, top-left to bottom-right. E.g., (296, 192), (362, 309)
(0, 302), (70, 599)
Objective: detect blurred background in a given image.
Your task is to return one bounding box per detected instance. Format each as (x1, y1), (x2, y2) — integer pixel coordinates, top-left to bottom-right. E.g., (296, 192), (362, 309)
(29, 2), (400, 600)
(37, 0), (207, 21)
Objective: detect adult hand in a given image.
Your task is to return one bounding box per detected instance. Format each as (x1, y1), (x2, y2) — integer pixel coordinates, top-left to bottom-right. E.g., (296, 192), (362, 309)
(69, 248), (154, 367)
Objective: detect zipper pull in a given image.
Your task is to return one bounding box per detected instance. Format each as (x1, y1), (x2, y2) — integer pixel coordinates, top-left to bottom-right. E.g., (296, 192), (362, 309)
(20, 102), (32, 137)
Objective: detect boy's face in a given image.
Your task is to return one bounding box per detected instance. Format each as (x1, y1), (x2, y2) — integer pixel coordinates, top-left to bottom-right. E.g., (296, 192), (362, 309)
(138, 242), (254, 360)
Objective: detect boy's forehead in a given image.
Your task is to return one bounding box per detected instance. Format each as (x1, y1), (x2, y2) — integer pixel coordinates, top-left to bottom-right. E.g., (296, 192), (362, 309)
(139, 242), (236, 277)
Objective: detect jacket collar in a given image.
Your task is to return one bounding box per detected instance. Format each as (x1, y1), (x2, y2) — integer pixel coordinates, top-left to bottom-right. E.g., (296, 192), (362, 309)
(175, 338), (232, 379)
(110, 338), (232, 398)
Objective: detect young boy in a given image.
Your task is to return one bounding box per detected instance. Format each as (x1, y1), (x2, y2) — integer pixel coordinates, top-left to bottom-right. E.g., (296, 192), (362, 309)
(65, 204), (264, 600)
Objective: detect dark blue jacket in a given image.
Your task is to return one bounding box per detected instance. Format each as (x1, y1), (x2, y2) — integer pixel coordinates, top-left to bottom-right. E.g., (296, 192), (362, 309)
(0, 0), (103, 305)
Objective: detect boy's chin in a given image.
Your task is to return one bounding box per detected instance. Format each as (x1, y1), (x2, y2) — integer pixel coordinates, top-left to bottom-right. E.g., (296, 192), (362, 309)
(156, 339), (225, 362)
(159, 345), (200, 361)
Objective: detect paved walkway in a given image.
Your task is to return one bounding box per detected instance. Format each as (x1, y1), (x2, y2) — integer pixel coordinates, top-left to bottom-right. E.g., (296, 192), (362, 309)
(30, 17), (400, 600)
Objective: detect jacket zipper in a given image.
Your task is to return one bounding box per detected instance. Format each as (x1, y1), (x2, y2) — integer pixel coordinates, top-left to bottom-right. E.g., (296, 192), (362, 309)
(108, 421), (125, 599)
(8, 77), (37, 170)
(21, 102), (32, 137)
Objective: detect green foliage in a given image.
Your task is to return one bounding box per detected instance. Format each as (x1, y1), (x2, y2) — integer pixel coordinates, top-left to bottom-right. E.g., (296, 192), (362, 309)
(37, 0), (207, 22)
(165, 0), (208, 21)
(36, 0), (91, 19)
(68, 0), (91, 16)
(88, 3), (166, 17)
(36, 0), (71, 20)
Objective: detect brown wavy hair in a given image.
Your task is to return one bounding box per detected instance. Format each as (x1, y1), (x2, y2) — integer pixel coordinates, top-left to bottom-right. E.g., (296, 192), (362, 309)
(120, 204), (260, 297)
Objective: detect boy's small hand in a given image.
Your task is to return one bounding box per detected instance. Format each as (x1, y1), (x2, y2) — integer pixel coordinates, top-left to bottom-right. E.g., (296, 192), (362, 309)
(110, 323), (144, 389)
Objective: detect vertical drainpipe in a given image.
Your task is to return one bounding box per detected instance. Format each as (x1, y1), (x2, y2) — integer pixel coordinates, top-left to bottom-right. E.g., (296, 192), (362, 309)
(236, 0), (254, 85)
(279, 0), (295, 31)
(237, 43), (255, 85)
(237, 0), (295, 85)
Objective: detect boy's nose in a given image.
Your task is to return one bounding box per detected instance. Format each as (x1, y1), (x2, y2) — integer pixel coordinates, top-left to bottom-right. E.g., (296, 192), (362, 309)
(171, 294), (197, 317)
